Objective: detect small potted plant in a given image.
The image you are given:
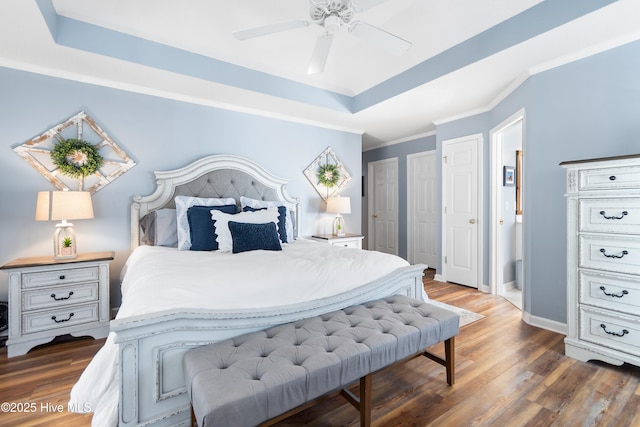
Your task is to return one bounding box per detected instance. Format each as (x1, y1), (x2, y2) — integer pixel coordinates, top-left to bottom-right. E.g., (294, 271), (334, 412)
(61, 237), (73, 256)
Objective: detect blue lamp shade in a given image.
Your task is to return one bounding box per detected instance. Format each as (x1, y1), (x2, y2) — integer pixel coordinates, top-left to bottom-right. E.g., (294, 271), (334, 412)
(326, 196), (350, 236)
(36, 191), (94, 259)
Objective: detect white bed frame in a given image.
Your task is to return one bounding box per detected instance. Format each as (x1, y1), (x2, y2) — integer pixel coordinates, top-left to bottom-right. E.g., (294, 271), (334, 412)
(112, 154), (426, 427)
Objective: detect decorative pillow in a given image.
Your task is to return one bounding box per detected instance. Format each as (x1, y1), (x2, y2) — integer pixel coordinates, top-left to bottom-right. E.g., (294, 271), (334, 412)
(210, 206), (279, 252)
(242, 205), (287, 243)
(187, 205), (238, 251)
(240, 197), (295, 241)
(140, 209), (178, 247)
(228, 221), (282, 254)
(175, 196), (237, 250)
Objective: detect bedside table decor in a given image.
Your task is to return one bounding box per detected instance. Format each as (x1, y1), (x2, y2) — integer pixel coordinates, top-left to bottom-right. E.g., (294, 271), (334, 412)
(326, 196), (351, 236)
(1, 251), (113, 357)
(36, 190), (94, 260)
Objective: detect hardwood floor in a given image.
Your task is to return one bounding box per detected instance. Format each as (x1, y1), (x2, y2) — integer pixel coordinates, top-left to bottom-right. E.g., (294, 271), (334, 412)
(2, 274), (640, 426)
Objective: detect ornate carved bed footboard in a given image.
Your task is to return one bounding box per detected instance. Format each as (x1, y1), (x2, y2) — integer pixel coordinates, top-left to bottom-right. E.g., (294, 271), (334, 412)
(112, 264), (426, 427)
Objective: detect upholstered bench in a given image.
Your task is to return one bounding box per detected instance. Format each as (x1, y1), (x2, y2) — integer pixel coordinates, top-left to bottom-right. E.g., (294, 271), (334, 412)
(183, 295), (459, 427)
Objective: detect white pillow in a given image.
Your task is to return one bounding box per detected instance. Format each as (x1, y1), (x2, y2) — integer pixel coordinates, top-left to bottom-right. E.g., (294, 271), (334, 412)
(240, 196), (295, 242)
(175, 196), (237, 250)
(211, 206), (280, 252)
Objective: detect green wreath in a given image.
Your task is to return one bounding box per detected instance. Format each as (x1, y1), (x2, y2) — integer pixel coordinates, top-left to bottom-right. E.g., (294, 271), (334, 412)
(51, 138), (104, 178)
(317, 163), (341, 188)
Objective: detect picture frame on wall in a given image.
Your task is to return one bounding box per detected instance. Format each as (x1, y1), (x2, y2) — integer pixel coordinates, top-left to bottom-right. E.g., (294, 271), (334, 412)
(503, 165), (515, 186)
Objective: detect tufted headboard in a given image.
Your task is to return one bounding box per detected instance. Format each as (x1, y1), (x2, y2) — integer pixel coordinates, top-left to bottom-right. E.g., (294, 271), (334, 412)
(131, 155), (299, 249)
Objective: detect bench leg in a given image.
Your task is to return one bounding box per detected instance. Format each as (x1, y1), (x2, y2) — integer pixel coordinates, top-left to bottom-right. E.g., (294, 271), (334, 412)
(422, 336), (455, 386)
(360, 374), (372, 427)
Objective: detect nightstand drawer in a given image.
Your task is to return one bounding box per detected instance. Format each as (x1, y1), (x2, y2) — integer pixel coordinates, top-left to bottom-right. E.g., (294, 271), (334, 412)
(579, 199), (640, 234)
(332, 240), (361, 248)
(22, 282), (99, 311)
(579, 235), (640, 275)
(579, 306), (640, 357)
(22, 303), (99, 334)
(22, 266), (99, 289)
(579, 165), (640, 191)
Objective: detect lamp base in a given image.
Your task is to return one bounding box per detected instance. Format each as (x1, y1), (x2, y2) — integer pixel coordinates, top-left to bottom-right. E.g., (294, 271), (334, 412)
(333, 214), (346, 237)
(54, 221), (77, 260)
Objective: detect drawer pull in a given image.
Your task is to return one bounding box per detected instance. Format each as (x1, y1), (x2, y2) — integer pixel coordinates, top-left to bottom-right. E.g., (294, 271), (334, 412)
(600, 323), (629, 337)
(599, 210), (628, 220)
(51, 313), (74, 323)
(51, 291), (74, 301)
(59, 275), (66, 280)
(609, 175), (616, 181)
(600, 248), (629, 259)
(599, 286), (629, 298)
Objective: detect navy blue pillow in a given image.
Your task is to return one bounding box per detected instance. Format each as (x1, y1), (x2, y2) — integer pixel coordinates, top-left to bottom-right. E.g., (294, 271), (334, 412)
(228, 221), (282, 254)
(242, 205), (288, 243)
(187, 204), (238, 251)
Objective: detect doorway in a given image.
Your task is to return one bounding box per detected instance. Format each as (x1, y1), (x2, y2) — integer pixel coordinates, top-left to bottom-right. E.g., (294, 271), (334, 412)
(441, 134), (483, 289)
(367, 158), (399, 256)
(490, 110), (524, 310)
(407, 151), (437, 268)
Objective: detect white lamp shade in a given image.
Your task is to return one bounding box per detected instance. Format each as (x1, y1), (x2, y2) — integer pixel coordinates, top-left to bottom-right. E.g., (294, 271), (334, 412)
(326, 196), (351, 214)
(36, 191), (94, 221)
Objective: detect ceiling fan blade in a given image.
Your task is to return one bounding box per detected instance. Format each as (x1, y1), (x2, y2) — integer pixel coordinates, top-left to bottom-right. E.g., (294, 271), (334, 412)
(349, 21), (411, 54)
(307, 33), (334, 74)
(233, 20), (309, 40)
(351, 0), (392, 12)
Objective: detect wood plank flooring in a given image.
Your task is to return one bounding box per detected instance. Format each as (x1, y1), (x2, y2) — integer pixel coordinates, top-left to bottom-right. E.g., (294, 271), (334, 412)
(2, 273), (640, 426)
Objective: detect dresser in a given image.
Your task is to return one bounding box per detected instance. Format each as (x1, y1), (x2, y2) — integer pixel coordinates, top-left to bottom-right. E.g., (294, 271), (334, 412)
(1, 251), (113, 357)
(561, 155), (640, 366)
(311, 234), (364, 249)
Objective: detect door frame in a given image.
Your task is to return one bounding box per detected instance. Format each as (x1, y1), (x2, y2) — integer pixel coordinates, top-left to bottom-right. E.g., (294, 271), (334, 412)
(407, 150), (437, 266)
(367, 157), (399, 255)
(489, 109), (525, 296)
(441, 134), (484, 290)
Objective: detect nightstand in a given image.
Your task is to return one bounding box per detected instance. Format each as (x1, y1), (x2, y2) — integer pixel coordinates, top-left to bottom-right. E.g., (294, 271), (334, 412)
(1, 251), (113, 357)
(311, 234), (364, 249)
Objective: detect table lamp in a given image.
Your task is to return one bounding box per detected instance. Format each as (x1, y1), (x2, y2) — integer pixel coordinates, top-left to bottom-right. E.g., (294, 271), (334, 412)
(35, 190), (94, 259)
(326, 196), (351, 236)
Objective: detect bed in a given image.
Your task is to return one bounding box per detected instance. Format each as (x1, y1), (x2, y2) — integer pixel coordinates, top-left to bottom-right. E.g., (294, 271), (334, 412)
(69, 154), (427, 427)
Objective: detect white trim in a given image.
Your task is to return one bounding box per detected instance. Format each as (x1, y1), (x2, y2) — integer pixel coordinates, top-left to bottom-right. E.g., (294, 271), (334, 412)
(441, 134), (483, 289)
(406, 150), (436, 266)
(489, 109), (525, 297)
(367, 158), (399, 256)
(364, 130), (437, 152)
(522, 311), (567, 336)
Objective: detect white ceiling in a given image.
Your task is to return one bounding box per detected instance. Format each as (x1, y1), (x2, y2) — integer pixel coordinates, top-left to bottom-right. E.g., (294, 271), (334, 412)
(2, 0), (640, 149)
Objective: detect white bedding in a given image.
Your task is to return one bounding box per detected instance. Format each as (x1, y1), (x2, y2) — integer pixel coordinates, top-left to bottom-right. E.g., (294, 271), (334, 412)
(69, 238), (414, 426)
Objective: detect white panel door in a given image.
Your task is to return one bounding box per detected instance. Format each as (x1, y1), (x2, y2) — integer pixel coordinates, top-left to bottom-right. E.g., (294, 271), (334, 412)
(369, 158), (398, 255)
(443, 136), (480, 288)
(408, 151), (437, 267)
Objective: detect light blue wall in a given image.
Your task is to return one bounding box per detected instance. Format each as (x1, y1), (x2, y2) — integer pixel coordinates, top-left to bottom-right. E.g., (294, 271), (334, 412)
(362, 135), (437, 259)
(0, 67), (362, 306)
(363, 39), (640, 324)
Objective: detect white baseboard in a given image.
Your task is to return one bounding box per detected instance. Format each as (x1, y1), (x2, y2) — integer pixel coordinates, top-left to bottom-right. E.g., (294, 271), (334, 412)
(522, 311), (567, 335)
(434, 274), (444, 282)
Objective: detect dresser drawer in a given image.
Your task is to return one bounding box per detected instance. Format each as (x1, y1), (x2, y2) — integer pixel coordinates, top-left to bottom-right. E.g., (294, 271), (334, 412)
(22, 282), (99, 311)
(22, 266), (99, 289)
(579, 199), (640, 234)
(579, 306), (640, 357)
(579, 270), (640, 315)
(579, 235), (640, 275)
(22, 303), (99, 334)
(579, 165), (640, 191)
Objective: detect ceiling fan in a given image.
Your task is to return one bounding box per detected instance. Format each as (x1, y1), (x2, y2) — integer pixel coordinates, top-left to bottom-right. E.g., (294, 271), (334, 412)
(233, 0), (412, 74)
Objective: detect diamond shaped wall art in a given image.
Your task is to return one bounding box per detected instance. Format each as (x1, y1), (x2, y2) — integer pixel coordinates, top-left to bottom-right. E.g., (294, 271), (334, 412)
(14, 111), (136, 194)
(304, 147), (351, 201)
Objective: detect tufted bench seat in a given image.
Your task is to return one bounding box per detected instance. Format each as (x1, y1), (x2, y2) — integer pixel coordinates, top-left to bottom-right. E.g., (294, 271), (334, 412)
(183, 295), (459, 427)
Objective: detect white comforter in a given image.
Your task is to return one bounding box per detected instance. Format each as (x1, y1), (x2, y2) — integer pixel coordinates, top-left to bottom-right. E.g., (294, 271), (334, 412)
(69, 239), (411, 426)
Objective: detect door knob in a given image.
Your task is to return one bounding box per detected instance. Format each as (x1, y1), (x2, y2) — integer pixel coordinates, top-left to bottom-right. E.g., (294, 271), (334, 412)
(469, 218), (476, 224)
(499, 219), (504, 225)
(373, 214), (378, 218)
